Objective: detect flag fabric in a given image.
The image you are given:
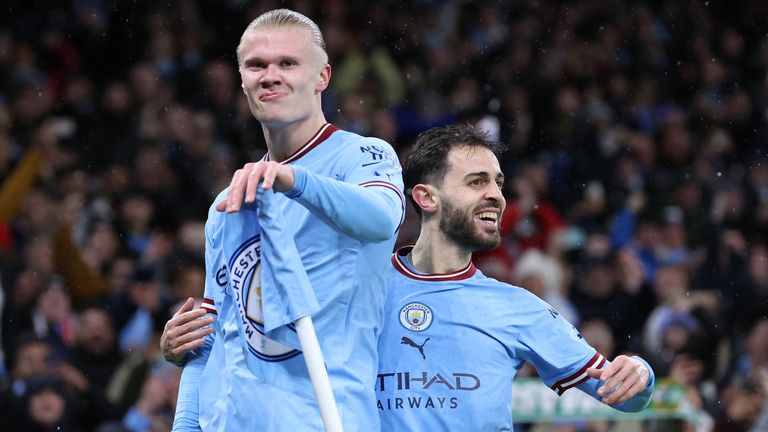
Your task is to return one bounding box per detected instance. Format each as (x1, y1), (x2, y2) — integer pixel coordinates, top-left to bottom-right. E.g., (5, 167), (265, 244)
(257, 185), (319, 349)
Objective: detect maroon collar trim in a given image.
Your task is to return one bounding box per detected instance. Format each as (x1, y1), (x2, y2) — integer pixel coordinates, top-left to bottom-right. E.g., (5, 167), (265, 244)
(391, 245), (477, 281)
(265, 123), (339, 164)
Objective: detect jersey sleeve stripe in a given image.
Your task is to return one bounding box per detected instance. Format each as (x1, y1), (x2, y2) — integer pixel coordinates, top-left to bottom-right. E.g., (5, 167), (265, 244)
(551, 352), (605, 395)
(201, 298), (218, 315)
(359, 181), (406, 227)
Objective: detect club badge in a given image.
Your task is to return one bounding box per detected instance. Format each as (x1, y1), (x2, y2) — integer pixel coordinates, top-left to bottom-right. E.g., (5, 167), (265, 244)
(399, 302), (433, 332)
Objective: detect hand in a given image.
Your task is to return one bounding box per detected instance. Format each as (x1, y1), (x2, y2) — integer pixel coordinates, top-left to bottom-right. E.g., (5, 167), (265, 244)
(215, 161), (295, 213)
(161, 297), (214, 364)
(586, 355), (650, 405)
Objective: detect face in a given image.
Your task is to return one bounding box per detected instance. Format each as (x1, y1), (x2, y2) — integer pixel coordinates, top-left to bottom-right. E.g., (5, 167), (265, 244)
(238, 27), (329, 127)
(436, 146), (505, 252)
(28, 389), (65, 426)
(13, 342), (51, 379)
(77, 309), (115, 356)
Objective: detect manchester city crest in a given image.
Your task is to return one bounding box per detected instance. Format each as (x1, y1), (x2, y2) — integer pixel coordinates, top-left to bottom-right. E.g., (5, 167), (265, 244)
(399, 302), (434, 332)
(231, 235), (300, 362)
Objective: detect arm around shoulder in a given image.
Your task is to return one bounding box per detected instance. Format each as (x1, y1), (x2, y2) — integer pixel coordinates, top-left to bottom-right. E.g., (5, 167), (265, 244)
(171, 334), (213, 431)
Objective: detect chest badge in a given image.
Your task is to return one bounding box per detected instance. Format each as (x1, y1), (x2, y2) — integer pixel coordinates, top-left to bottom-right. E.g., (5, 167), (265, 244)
(399, 302), (433, 332)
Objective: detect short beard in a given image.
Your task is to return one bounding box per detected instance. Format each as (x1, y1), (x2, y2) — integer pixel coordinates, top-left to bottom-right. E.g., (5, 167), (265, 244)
(439, 199), (501, 252)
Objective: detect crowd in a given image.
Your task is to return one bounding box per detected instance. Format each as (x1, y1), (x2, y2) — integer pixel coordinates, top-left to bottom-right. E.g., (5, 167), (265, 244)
(0, 0), (767, 430)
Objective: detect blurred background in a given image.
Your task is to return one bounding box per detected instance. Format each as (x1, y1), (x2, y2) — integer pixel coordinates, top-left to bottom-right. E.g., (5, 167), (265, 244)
(0, 0), (767, 430)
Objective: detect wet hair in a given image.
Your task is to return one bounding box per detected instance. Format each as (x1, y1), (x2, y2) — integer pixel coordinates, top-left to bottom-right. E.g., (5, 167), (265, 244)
(403, 123), (505, 217)
(236, 9), (328, 66)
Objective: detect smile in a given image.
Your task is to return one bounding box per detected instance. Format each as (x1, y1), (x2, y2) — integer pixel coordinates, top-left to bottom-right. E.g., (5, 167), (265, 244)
(475, 211), (499, 228)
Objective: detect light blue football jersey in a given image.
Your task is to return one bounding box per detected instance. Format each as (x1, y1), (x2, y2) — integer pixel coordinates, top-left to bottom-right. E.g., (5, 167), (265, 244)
(376, 246), (654, 431)
(173, 124), (404, 432)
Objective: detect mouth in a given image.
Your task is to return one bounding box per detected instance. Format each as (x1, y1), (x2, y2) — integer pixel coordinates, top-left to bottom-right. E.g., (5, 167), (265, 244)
(474, 210), (500, 230)
(259, 92), (286, 102)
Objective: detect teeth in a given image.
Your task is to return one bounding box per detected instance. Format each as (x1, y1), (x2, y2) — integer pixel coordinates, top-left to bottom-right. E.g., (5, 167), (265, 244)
(477, 212), (498, 221)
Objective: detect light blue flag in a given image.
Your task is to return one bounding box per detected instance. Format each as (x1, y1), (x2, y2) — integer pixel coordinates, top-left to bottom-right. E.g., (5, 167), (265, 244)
(256, 185), (320, 349)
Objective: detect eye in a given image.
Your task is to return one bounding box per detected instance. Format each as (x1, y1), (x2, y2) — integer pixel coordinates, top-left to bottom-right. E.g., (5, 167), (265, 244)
(281, 59), (297, 68)
(470, 178), (484, 187)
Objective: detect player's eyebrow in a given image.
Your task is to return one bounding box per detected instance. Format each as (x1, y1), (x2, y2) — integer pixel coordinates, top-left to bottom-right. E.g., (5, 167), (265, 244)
(464, 171), (505, 182)
(242, 54), (302, 66)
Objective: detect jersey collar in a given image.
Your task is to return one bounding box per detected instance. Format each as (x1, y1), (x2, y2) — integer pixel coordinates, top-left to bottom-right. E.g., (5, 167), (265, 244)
(391, 244), (477, 281)
(264, 123), (339, 164)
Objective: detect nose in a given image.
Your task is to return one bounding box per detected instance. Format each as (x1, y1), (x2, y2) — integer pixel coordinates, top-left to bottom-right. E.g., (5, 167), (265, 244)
(258, 64), (282, 86)
(486, 182), (505, 207)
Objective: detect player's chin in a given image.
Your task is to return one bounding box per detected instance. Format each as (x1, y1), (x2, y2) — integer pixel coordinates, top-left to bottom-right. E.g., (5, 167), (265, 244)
(475, 232), (501, 250)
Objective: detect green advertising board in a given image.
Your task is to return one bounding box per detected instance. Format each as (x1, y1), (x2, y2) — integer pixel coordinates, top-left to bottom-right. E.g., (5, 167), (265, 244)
(511, 378), (713, 430)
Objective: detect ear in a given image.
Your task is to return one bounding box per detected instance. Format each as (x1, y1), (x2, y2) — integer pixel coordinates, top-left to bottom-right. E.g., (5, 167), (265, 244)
(411, 184), (438, 215)
(316, 63), (331, 93)
(242, 84), (247, 95)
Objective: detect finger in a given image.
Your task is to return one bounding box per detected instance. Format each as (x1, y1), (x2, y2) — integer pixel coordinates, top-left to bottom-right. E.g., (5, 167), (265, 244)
(215, 196), (227, 212)
(598, 364), (631, 397)
(602, 374), (635, 404)
(173, 297), (196, 318)
(173, 337), (207, 355)
(262, 162), (277, 190)
(586, 367), (603, 379)
(174, 315), (214, 338)
(598, 362), (620, 382)
(167, 313), (213, 341)
(168, 308), (208, 328)
(245, 163), (268, 203)
(614, 380), (646, 404)
(612, 377), (647, 404)
(227, 169), (247, 212)
(170, 326), (214, 351)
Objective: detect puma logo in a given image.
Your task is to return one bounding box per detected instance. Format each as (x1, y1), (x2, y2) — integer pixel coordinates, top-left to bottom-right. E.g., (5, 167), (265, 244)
(401, 336), (430, 359)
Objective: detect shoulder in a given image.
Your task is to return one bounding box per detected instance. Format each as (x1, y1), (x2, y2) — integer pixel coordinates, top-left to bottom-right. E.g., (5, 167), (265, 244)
(332, 130), (397, 154)
(471, 271), (533, 297)
(472, 271), (557, 314)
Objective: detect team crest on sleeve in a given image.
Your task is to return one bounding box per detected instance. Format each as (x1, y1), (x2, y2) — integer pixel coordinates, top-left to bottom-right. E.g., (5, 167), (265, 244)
(230, 235), (300, 362)
(399, 302), (433, 332)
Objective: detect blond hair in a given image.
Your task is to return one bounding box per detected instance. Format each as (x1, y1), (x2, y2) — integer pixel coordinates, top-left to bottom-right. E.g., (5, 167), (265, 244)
(236, 9), (328, 66)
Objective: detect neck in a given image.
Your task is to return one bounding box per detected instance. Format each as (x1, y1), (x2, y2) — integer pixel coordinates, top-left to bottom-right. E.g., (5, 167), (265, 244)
(410, 223), (473, 274)
(262, 112), (327, 162)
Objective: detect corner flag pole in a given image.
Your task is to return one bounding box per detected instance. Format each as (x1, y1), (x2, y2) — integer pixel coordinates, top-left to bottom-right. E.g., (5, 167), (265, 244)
(295, 315), (344, 432)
